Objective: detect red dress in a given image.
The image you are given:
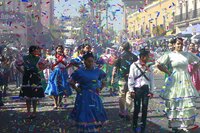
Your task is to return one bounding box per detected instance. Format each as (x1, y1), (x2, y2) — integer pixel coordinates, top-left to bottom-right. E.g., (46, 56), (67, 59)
(188, 52), (200, 93)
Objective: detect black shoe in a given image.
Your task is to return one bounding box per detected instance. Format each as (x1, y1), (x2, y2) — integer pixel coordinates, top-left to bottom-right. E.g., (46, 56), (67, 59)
(141, 124), (146, 133)
(0, 102), (4, 106)
(141, 128), (146, 133)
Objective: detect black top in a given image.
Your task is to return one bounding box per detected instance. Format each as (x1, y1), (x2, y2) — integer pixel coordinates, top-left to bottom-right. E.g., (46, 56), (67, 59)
(114, 51), (138, 80)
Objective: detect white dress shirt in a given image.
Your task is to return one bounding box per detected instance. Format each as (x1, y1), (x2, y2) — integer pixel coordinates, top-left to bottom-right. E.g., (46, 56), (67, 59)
(128, 61), (154, 93)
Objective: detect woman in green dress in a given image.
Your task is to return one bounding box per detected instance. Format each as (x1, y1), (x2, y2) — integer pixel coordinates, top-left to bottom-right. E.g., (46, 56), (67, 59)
(156, 37), (200, 132)
(16, 45), (47, 119)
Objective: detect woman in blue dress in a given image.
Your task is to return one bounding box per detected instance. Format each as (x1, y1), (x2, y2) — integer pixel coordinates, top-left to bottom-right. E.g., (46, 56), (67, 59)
(45, 45), (72, 109)
(69, 52), (108, 133)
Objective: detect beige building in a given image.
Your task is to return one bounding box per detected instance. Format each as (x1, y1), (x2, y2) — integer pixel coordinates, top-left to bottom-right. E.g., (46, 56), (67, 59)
(174, 0), (200, 33)
(127, 0), (175, 40)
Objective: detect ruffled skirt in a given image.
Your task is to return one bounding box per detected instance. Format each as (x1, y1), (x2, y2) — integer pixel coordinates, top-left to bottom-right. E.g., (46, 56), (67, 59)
(160, 70), (199, 129)
(70, 89), (108, 132)
(45, 68), (72, 96)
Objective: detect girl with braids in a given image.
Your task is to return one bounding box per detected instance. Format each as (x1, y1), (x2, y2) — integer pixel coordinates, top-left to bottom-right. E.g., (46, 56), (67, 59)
(45, 45), (72, 109)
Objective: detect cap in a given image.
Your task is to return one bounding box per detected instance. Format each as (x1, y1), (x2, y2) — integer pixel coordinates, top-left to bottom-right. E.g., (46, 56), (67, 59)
(139, 47), (150, 56)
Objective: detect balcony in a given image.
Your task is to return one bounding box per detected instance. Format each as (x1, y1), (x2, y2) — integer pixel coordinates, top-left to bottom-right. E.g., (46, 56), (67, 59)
(174, 9), (200, 23)
(122, 0), (157, 7)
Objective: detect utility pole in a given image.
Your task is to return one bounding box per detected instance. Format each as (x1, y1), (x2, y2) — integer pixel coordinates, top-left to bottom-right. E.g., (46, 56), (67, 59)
(50, 0), (54, 26)
(2, 0), (5, 11)
(90, 1), (95, 45)
(96, 1), (100, 44)
(106, 2), (109, 30)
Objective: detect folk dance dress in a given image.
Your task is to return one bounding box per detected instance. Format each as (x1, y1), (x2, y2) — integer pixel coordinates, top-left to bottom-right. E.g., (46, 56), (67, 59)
(70, 56), (84, 69)
(45, 55), (72, 96)
(157, 51), (200, 129)
(17, 54), (45, 99)
(70, 67), (108, 132)
(188, 52), (200, 93)
(43, 55), (54, 83)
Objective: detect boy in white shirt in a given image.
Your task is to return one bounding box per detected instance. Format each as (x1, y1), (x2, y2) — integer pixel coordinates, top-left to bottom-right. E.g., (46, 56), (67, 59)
(128, 47), (154, 133)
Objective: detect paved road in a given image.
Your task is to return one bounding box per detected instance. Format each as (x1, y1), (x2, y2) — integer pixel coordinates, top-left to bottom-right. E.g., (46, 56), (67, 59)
(0, 73), (200, 133)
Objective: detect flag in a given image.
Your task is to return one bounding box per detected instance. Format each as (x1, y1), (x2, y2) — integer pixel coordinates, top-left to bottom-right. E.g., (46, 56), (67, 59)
(21, 0), (29, 2)
(156, 11), (160, 18)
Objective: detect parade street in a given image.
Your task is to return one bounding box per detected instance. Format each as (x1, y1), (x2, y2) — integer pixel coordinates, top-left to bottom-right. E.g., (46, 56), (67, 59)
(0, 73), (200, 133)
(1, 0), (200, 133)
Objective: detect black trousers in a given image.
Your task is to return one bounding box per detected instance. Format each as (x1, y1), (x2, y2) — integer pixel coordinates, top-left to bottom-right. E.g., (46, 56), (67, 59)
(132, 85), (149, 130)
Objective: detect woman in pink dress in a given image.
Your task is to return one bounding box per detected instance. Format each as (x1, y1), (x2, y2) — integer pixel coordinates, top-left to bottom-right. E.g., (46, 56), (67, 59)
(188, 43), (200, 93)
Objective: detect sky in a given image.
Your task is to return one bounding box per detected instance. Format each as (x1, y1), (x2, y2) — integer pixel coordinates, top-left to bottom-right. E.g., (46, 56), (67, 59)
(54, 0), (124, 32)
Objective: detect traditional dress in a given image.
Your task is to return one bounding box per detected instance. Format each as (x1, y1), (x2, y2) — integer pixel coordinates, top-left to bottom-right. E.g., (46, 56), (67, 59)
(43, 55), (54, 83)
(188, 52), (200, 93)
(45, 55), (72, 96)
(70, 56), (84, 69)
(18, 54), (44, 99)
(70, 67), (108, 133)
(163, 51), (173, 80)
(157, 51), (200, 129)
(106, 55), (118, 93)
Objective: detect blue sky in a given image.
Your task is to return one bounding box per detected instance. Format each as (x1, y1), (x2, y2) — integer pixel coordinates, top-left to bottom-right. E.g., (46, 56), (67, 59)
(54, 0), (124, 31)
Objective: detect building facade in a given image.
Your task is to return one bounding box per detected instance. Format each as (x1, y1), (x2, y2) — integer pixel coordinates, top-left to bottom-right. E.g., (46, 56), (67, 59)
(174, 0), (200, 34)
(122, 0), (157, 30)
(127, 0), (176, 40)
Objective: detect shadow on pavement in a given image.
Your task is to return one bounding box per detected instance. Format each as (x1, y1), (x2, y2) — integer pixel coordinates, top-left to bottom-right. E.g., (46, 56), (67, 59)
(101, 108), (171, 133)
(0, 106), (173, 133)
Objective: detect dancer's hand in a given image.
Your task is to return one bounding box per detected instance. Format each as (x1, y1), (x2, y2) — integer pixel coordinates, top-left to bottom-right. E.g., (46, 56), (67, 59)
(147, 93), (153, 98)
(58, 55), (64, 62)
(75, 87), (81, 93)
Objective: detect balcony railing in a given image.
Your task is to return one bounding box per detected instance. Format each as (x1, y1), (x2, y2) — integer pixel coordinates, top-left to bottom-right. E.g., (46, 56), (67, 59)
(122, 0), (157, 7)
(174, 9), (200, 23)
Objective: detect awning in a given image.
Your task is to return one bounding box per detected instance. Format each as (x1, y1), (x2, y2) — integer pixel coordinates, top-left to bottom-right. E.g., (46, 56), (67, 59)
(182, 24), (200, 34)
(191, 34), (200, 43)
(176, 26), (187, 34)
(177, 33), (193, 38)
